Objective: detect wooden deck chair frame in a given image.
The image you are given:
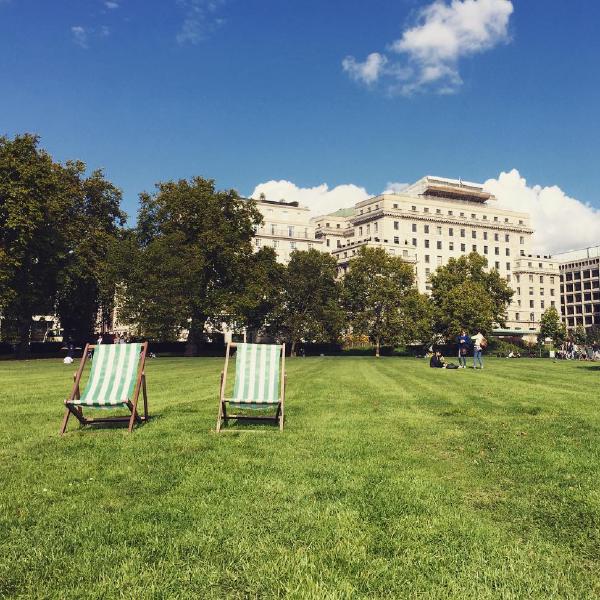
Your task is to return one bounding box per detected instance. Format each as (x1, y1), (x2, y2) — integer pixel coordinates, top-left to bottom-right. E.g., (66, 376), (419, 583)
(216, 342), (286, 432)
(60, 342), (149, 435)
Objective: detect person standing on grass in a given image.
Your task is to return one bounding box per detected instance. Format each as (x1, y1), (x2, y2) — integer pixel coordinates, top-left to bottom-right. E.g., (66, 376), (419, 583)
(457, 329), (469, 369)
(472, 331), (486, 369)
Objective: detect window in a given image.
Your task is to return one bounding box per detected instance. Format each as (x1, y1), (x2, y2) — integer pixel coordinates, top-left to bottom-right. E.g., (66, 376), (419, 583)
(424, 207), (429, 213)
(326, 239), (330, 247)
(529, 287), (534, 295)
(539, 275), (544, 284)
(424, 239), (430, 248)
(412, 206), (417, 211)
(412, 238), (417, 246)
(495, 247), (500, 255)
(494, 233), (499, 241)
(505, 248), (510, 256)
(483, 231), (488, 240)
(483, 246), (488, 254)
(424, 225), (430, 233)
(394, 236), (399, 244)
(273, 239), (279, 248)
(506, 262), (511, 270)
(505, 234), (510, 242)
(290, 241), (296, 249)
(472, 244), (477, 252)
(494, 216), (498, 222)
(288, 226), (294, 237)
(516, 274), (520, 283)
(449, 242), (454, 251)
(541, 300), (545, 310)
(520, 236), (524, 245)
(460, 229), (466, 237)
(366, 224), (370, 234)
(461, 243), (466, 252)
(436, 209), (441, 214)
(374, 222), (378, 233)
(437, 226), (442, 234)
(394, 221), (399, 230)
(336, 224), (340, 229)
(471, 213), (476, 219)
(411, 223), (416, 232)
(437, 256), (443, 266)
(530, 300), (534, 308)
(530, 312), (535, 322)
(550, 288), (555, 296)
(460, 212), (465, 218)
(529, 274), (534, 283)
(448, 210), (453, 216)
(437, 241), (442, 250)
(449, 228), (454, 236)
(472, 230), (477, 239)
(359, 226), (363, 235)
(255, 238), (261, 247)
(337, 240), (341, 248)
(495, 261), (500, 269)
(550, 276), (555, 284)
(393, 203), (398, 209)
(516, 312), (520, 321)
(425, 255), (430, 263)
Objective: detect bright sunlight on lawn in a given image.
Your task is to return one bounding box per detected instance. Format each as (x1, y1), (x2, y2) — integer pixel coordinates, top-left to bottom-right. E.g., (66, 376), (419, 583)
(1, 356), (599, 598)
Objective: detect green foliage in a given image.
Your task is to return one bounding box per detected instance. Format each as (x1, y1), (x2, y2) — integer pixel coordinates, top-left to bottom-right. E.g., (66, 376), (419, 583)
(341, 247), (427, 356)
(586, 324), (600, 346)
(235, 246), (285, 339)
(539, 306), (567, 348)
(429, 252), (513, 340)
(118, 177), (262, 345)
(0, 134), (124, 355)
(270, 249), (343, 354)
(572, 324), (587, 345)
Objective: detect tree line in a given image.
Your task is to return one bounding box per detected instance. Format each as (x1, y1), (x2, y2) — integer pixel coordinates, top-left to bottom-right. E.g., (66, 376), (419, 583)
(2, 134), (569, 358)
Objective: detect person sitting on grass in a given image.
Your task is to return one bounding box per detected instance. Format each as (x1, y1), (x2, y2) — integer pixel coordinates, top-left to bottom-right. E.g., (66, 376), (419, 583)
(430, 350), (446, 369)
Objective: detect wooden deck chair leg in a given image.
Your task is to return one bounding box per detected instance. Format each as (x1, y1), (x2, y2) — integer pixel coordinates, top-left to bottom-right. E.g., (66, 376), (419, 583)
(142, 373), (149, 421)
(60, 407), (71, 436)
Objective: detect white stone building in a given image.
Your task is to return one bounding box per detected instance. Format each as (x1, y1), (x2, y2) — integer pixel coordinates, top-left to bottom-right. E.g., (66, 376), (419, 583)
(252, 196), (323, 263)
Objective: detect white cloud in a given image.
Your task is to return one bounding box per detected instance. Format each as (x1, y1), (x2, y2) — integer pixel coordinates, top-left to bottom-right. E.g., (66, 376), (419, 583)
(250, 180), (370, 216)
(383, 181), (409, 194)
(342, 53), (388, 85)
(484, 169), (600, 255)
(343, 0), (513, 95)
(105, 1), (119, 8)
(71, 26), (89, 48)
(176, 0), (226, 45)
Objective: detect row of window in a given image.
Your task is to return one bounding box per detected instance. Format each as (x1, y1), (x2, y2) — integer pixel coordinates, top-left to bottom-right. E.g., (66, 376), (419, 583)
(514, 286), (556, 296)
(565, 304), (600, 315)
(516, 274), (556, 284)
(255, 238), (314, 250)
(562, 292), (600, 303)
(562, 269), (600, 281)
(562, 281), (600, 292)
(566, 315), (600, 326)
(407, 223), (522, 243)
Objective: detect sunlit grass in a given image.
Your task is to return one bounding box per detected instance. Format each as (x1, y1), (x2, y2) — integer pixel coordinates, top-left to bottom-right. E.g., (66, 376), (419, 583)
(0, 356), (599, 598)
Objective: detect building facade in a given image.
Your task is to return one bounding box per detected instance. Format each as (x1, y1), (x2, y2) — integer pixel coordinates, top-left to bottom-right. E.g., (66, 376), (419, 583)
(253, 196), (323, 263)
(253, 176), (561, 334)
(553, 245), (600, 329)
(310, 176), (560, 333)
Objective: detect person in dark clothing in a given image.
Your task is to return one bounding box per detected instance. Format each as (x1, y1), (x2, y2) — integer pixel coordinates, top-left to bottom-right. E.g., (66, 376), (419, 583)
(430, 351), (446, 368)
(457, 329), (469, 368)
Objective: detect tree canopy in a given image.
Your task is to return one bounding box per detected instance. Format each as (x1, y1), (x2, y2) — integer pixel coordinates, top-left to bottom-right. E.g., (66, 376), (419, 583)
(118, 177), (263, 351)
(539, 306), (567, 348)
(270, 249), (343, 355)
(0, 134), (124, 356)
(341, 247), (429, 356)
(429, 252), (513, 340)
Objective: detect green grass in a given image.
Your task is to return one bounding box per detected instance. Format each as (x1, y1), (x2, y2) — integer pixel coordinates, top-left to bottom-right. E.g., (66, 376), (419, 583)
(1, 356), (599, 599)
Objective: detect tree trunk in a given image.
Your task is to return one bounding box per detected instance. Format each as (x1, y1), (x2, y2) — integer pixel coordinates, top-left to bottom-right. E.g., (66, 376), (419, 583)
(291, 339), (297, 357)
(375, 337), (380, 358)
(185, 315), (206, 357)
(16, 318), (31, 360)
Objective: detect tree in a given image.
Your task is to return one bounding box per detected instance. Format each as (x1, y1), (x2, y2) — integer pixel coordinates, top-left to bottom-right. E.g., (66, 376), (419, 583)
(270, 249), (343, 355)
(56, 170), (126, 342)
(119, 177), (262, 351)
(341, 247), (425, 357)
(573, 324), (587, 346)
(429, 252), (513, 340)
(586, 324), (600, 347)
(235, 246), (285, 341)
(0, 134), (124, 357)
(539, 306), (566, 348)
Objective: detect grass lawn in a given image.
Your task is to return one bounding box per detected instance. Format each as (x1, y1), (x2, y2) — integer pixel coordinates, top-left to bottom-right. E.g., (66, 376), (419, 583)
(1, 356), (599, 599)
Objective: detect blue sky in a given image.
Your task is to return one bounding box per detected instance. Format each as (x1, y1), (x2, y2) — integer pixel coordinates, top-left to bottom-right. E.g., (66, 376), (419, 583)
(1, 0), (599, 249)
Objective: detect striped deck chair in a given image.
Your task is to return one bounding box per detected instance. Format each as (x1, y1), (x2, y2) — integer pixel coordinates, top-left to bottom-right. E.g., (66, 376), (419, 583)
(216, 342), (286, 432)
(60, 342), (149, 435)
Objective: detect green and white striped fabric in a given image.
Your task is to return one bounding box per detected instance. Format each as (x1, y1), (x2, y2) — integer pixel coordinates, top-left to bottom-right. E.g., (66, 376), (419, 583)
(69, 343), (141, 407)
(231, 343), (281, 405)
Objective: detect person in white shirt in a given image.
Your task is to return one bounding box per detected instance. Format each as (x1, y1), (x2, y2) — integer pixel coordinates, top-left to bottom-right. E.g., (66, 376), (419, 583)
(472, 331), (485, 369)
